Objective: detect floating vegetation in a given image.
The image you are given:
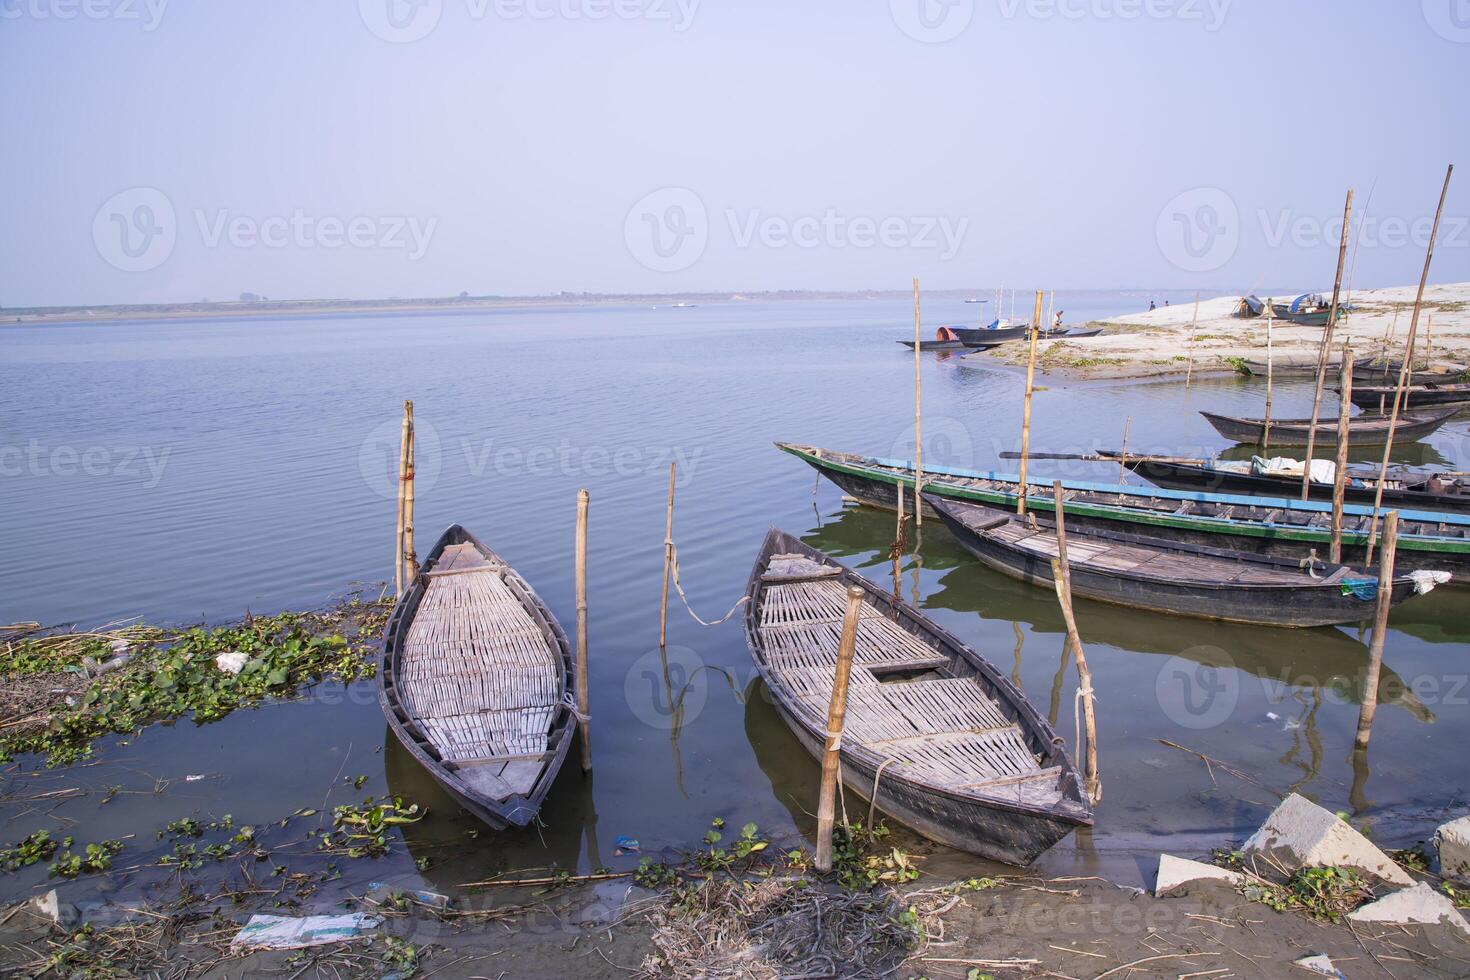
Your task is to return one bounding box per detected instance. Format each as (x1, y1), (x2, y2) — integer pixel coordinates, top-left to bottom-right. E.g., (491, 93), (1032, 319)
(1238, 866), (1376, 923)
(1, 599), (391, 766)
(318, 797), (425, 859)
(0, 830), (62, 872)
(49, 839), (124, 879)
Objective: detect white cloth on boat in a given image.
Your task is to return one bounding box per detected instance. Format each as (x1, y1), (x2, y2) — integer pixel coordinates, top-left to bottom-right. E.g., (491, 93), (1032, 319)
(1252, 456), (1335, 484)
(1409, 570), (1452, 595)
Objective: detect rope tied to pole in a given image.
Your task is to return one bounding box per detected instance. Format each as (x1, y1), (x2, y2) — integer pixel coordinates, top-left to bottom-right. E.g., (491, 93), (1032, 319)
(668, 539), (751, 627)
(867, 758), (895, 833)
(560, 692), (590, 724)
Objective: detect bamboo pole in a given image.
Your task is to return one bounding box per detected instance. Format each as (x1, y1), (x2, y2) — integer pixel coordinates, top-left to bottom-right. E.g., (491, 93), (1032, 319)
(1117, 416), (1131, 484)
(1329, 345), (1353, 563)
(1016, 290), (1043, 515)
(1366, 164), (1453, 565)
(1049, 481), (1100, 805)
(1354, 511), (1398, 751)
(891, 482), (906, 600)
(395, 402), (410, 597)
(1263, 301), (1275, 453)
(814, 585), (865, 872)
(659, 462), (675, 648)
(913, 277), (924, 528)
(1300, 189), (1355, 501)
(1184, 291), (1200, 387)
(575, 489), (591, 771)
(402, 402), (418, 582)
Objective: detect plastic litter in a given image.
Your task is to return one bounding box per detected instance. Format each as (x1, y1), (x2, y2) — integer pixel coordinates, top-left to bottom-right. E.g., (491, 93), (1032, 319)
(229, 913), (379, 951)
(215, 651), (248, 675)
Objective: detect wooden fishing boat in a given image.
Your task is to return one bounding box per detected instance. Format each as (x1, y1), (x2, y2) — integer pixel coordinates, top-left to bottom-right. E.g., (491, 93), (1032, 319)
(1042, 327), (1103, 339)
(928, 496), (1423, 628)
(950, 324), (1031, 345)
(1105, 453), (1470, 516)
(775, 442), (1470, 581)
(1344, 383), (1470, 411)
(378, 525), (577, 830)
(744, 529), (1092, 864)
(1238, 355), (1354, 378)
(1200, 407), (1458, 446)
(1353, 360), (1470, 387)
(898, 339), (974, 351)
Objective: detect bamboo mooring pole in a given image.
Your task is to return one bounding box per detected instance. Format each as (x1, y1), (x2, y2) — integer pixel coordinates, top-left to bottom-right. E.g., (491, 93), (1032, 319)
(1299, 189), (1355, 501)
(402, 402), (418, 582)
(1263, 301), (1275, 453)
(575, 489), (592, 771)
(1354, 511), (1399, 751)
(659, 462), (676, 648)
(1117, 416), (1131, 484)
(1366, 164), (1453, 565)
(814, 585), (865, 872)
(1329, 345), (1353, 563)
(1184, 291), (1200, 387)
(1016, 290), (1043, 515)
(395, 402), (411, 597)
(892, 481), (907, 597)
(1049, 481), (1100, 804)
(913, 277), (924, 528)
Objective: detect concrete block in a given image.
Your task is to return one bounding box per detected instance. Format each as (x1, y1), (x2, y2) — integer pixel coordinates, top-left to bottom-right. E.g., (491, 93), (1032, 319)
(1242, 793), (1412, 886)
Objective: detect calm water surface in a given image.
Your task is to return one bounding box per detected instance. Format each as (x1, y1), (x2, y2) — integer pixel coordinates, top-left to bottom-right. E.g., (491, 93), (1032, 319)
(2, 294), (1467, 896)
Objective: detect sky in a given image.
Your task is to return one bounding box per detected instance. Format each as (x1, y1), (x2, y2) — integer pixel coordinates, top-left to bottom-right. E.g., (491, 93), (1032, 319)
(2, 0), (1468, 307)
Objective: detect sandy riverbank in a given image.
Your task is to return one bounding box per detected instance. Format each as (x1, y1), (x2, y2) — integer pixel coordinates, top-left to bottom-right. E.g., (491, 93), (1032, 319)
(973, 282), (1470, 381)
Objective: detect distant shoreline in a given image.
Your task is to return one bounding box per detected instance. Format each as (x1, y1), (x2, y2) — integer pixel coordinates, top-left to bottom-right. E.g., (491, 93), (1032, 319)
(2, 287), (1204, 327)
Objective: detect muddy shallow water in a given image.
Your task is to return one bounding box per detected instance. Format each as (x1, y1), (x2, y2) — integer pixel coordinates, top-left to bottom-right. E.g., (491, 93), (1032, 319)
(3, 294), (1467, 901)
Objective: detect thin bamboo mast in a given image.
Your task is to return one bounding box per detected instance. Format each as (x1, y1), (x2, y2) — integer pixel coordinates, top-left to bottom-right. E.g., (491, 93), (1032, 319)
(403, 402), (418, 582)
(575, 489), (592, 771)
(1263, 301), (1275, 453)
(1300, 189), (1355, 501)
(912, 277), (924, 528)
(658, 462), (676, 648)
(814, 585), (865, 872)
(1329, 345), (1353, 563)
(1050, 481), (1100, 804)
(1366, 164), (1453, 565)
(1016, 290), (1043, 515)
(1354, 511), (1399, 751)
(395, 400), (411, 597)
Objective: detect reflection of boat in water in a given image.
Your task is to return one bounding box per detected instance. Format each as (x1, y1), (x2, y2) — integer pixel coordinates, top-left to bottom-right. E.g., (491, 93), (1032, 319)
(383, 732), (596, 893)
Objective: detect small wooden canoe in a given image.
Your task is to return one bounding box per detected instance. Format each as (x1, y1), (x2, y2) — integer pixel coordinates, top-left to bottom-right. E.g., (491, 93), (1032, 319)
(1345, 383), (1470, 410)
(928, 496), (1423, 628)
(1199, 407), (1458, 446)
(950, 325), (1031, 345)
(898, 339), (975, 351)
(378, 525), (576, 830)
(743, 529), (1093, 865)
(1353, 360), (1469, 387)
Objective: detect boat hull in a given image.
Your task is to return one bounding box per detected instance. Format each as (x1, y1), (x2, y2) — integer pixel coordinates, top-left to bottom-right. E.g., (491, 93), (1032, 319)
(1199, 409), (1456, 446)
(770, 699), (1085, 865)
(1122, 458), (1470, 516)
(930, 500), (1414, 628)
(1346, 386), (1470, 410)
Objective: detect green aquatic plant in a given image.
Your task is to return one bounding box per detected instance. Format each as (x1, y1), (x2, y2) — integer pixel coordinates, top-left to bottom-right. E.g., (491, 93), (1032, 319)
(1240, 866), (1373, 923)
(49, 839), (123, 879)
(0, 829), (62, 872)
(1, 603), (389, 767)
(319, 796), (425, 858)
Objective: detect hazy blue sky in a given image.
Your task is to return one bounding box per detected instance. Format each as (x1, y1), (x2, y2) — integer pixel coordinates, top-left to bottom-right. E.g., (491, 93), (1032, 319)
(2, 1), (1467, 306)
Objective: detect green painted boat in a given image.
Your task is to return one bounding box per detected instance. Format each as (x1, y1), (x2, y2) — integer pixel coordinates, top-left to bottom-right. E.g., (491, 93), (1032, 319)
(777, 442), (1470, 582)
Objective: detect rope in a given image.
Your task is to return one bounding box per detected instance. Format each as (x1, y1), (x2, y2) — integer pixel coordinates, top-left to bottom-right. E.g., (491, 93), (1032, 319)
(668, 540), (750, 627)
(1298, 549), (1322, 579)
(867, 758), (895, 833)
(561, 692), (590, 723)
(822, 729), (844, 752)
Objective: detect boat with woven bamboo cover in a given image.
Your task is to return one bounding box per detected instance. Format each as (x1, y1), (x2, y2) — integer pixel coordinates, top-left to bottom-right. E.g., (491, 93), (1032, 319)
(378, 525), (576, 829)
(743, 529), (1093, 865)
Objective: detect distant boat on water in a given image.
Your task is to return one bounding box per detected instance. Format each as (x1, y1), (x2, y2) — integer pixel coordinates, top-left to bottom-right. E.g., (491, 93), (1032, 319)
(964, 298), (988, 304)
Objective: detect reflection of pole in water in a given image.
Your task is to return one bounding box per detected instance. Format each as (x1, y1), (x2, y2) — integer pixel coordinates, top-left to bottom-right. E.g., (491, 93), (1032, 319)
(1011, 621), (1025, 689)
(1048, 636), (1071, 728)
(583, 771), (603, 871)
(1280, 687), (1325, 794)
(658, 643), (690, 800)
(1349, 744), (1372, 816)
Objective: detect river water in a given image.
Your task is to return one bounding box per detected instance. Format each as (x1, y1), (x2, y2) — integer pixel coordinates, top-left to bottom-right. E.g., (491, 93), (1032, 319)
(2, 294), (1466, 897)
